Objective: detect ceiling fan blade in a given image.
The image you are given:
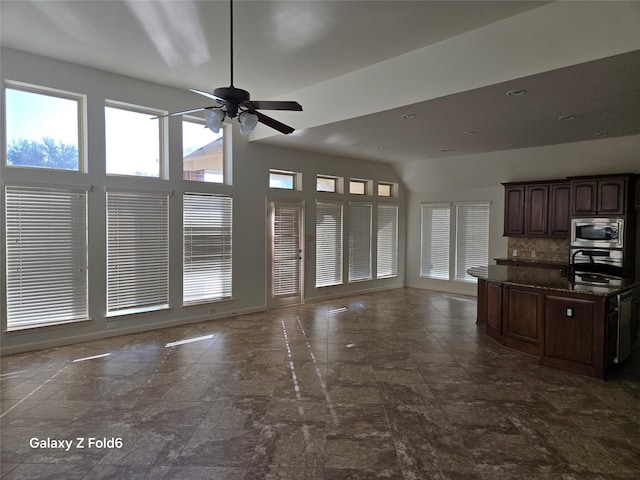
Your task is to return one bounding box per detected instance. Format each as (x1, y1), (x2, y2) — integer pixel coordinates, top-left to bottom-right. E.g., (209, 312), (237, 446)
(189, 88), (225, 103)
(250, 100), (303, 111)
(151, 107), (211, 119)
(255, 111), (295, 134)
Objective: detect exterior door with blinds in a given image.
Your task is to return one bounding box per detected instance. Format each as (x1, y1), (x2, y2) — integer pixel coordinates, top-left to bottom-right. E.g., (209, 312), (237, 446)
(269, 201), (303, 307)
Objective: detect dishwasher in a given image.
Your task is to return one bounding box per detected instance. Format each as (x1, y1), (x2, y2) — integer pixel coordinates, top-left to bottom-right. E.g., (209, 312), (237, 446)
(614, 289), (634, 364)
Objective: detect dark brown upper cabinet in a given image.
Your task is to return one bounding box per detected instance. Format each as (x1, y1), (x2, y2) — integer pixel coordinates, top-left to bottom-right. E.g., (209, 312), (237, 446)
(570, 175), (631, 216)
(525, 184), (549, 236)
(503, 180), (569, 237)
(503, 185), (525, 236)
(549, 183), (571, 236)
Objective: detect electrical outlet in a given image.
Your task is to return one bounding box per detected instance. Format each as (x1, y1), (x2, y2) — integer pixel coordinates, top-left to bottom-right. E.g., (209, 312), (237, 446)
(512, 249), (518, 257)
(531, 250), (536, 258)
(566, 307), (574, 318)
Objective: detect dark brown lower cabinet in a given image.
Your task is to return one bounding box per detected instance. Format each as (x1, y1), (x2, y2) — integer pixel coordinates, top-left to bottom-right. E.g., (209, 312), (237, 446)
(486, 281), (502, 341)
(502, 287), (542, 356)
(476, 281), (609, 378)
(541, 295), (605, 378)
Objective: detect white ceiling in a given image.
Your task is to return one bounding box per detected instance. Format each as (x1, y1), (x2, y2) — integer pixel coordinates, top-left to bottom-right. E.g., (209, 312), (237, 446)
(2, 0), (640, 165)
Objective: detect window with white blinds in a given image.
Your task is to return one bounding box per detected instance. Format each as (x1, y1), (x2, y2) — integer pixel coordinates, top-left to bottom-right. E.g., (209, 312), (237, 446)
(107, 191), (169, 315)
(316, 201), (343, 287)
(183, 193), (233, 304)
(377, 203), (398, 278)
(349, 203), (372, 282)
(420, 204), (451, 280)
(5, 185), (88, 330)
(455, 203), (490, 282)
(271, 204), (300, 298)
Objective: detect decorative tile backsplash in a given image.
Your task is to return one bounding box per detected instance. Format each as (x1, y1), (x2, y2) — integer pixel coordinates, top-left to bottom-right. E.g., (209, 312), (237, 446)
(507, 237), (570, 262)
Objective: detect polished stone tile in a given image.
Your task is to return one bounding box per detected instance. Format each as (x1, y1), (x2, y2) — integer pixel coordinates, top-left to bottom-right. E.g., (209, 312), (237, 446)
(1, 287), (639, 479)
(250, 423), (325, 469)
(176, 428), (260, 467)
(324, 435), (399, 470)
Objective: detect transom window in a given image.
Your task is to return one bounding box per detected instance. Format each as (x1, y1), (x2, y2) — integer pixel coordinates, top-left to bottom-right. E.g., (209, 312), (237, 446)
(5, 82), (84, 171)
(349, 179), (367, 195)
(183, 118), (225, 183)
(317, 175), (338, 193)
(378, 182), (394, 197)
(105, 102), (165, 178)
(270, 170), (298, 190)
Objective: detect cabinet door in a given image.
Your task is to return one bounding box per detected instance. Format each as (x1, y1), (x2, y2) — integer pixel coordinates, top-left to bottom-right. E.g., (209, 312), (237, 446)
(486, 282), (502, 341)
(525, 184), (549, 236)
(503, 186), (525, 236)
(598, 178), (626, 215)
(476, 279), (487, 325)
(635, 178), (640, 210)
(543, 295), (601, 376)
(549, 183), (570, 237)
(503, 287), (542, 355)
(571, 180), (598, 216)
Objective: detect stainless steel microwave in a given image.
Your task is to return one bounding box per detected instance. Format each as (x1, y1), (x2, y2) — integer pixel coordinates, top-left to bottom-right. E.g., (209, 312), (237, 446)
(571, 218), (624, 249)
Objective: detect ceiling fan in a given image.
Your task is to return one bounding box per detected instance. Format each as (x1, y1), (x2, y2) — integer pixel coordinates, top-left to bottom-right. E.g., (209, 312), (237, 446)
(157, 0), (302, 135)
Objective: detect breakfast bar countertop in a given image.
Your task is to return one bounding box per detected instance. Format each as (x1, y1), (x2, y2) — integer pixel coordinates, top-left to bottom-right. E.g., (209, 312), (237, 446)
(468, 265), (637, 296)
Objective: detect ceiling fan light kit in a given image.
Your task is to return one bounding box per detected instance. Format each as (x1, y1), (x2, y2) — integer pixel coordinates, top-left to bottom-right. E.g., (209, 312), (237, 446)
(158, 0), (302, 135)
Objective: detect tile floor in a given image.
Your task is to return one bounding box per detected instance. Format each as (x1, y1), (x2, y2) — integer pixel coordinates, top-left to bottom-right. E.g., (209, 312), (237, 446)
(1, 288), (639, 479)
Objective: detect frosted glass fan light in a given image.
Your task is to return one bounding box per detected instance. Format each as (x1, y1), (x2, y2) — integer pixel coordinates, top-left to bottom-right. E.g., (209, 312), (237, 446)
(205, 109), (225, 133)
(238, 111), (259, 135)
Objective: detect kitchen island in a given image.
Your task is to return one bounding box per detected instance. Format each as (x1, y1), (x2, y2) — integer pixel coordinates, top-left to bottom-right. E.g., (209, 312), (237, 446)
(469, 265), (638, 379)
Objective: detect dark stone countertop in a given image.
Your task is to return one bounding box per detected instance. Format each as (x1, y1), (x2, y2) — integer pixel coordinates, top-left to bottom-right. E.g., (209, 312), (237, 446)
(468, 265), (637, 296)
(493, 257), (569, 268)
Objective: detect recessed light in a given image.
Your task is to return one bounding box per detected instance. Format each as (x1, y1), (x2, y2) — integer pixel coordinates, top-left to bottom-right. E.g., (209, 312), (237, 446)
(506, 89), (527, 96)
(593, 132), (608, 138)
(463, 131), (477, 136)
(402, 113), (417, 119)
(558, 115), (576, 121)
(440, 148), (456, 153)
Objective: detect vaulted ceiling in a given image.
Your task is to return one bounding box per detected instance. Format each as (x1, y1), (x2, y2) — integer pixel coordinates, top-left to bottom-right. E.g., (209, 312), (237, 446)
(2, 1), (640, 168)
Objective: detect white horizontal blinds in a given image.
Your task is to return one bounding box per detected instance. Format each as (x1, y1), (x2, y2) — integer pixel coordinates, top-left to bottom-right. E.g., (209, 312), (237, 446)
(455, 203), (490, 282)
(5, 186), (88, 330)
(377, 204), (398, 278)
(349, 204), (372, 282)
(316, 201), (343, 287)
(420, 204), (451, 280)
(183, 193), (233, 304)
(272, 205), (300, 298)
(107, 191), (169, 315)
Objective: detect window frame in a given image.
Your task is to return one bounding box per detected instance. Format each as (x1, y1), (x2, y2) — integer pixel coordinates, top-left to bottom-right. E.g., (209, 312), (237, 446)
(4, 80), (87, 173)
